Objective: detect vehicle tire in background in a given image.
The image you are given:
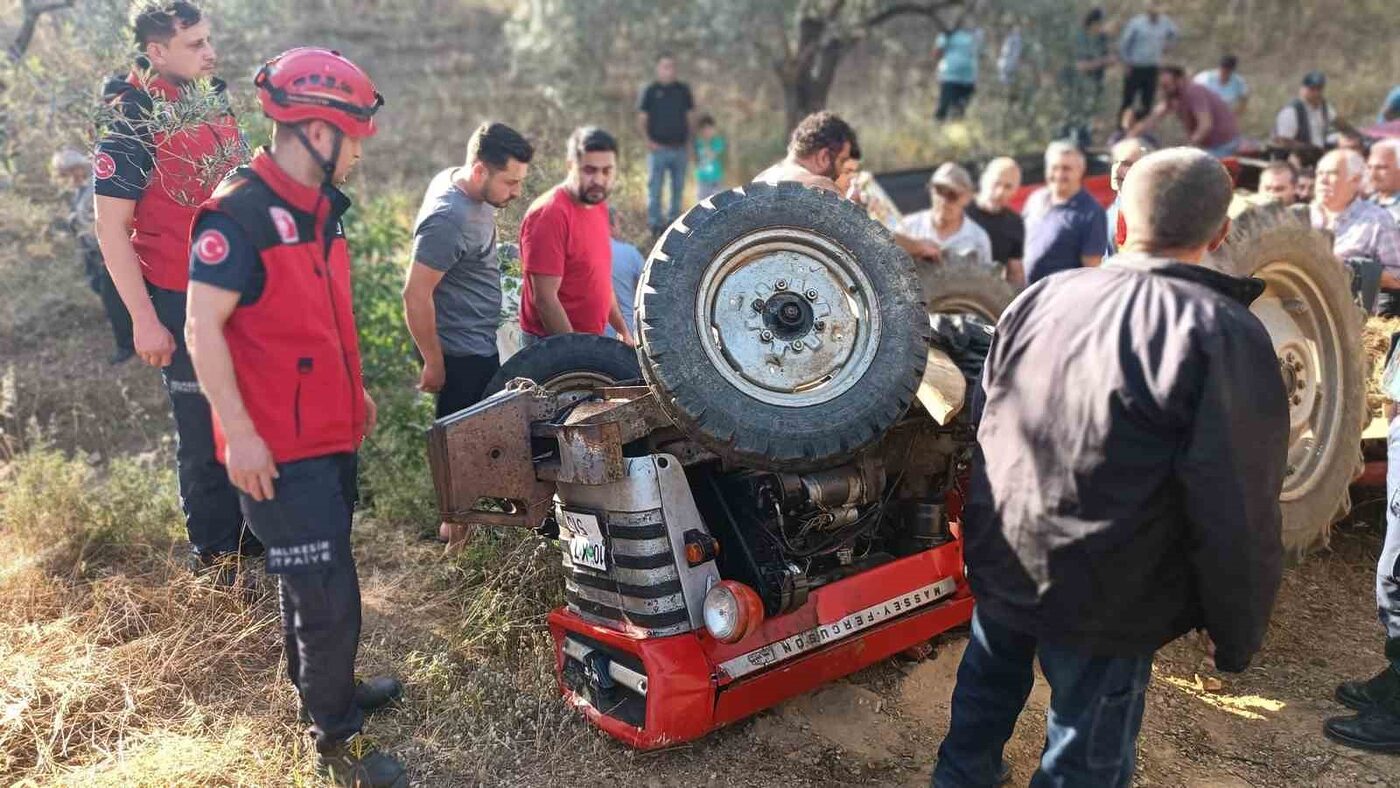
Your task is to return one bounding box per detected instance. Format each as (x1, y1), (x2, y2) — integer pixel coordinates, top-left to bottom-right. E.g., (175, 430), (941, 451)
(921, 260), (1018, 322)
(638, 181), (930, 472)
(1206, 199), (1367, 554)
(483, 333), (641, 397)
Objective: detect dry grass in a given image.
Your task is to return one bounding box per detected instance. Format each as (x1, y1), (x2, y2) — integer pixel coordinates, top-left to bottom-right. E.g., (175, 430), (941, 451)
(1362, 315), (1400, 418)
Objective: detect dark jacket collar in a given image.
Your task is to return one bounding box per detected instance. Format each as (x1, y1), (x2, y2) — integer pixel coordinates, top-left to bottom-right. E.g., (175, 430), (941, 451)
(1105, 253), (1266, 306)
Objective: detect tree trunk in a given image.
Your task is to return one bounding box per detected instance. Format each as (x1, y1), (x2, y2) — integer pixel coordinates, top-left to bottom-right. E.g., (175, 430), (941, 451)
(7, 1), (74, 63)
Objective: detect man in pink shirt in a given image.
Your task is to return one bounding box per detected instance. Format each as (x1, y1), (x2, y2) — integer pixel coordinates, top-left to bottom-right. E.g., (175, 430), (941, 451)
(1131, 65), (1241, 158)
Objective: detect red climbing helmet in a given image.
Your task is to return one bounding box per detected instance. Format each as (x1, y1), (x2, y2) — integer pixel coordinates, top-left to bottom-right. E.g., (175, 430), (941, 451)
(253, 48), (383, 138)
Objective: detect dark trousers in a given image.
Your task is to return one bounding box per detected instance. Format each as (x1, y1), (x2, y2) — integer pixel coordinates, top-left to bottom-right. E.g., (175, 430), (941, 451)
(148, 284), (259, 559)
(936, 81), (977, 121)
(239, 453), (364, 751)
(933, 608), (1152, 788)
(1121, 66), (1159, 115)
(436, 353), (501, 418)
(83, 246), (133, 355)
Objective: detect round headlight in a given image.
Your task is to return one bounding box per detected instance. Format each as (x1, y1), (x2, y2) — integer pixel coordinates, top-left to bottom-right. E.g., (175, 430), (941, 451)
(703, 580), (764, 644)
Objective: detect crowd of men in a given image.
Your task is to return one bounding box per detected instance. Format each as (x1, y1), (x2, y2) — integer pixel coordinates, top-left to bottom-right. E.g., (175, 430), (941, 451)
(50, 0), (1400, 786)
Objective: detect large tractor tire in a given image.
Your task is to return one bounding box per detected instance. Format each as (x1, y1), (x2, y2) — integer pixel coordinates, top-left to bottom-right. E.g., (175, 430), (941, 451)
(1205, 199), (1367, 554)
(921, 261), (1018, 322)
(637, 182), (930, 472)
(483, 333), (641, 398)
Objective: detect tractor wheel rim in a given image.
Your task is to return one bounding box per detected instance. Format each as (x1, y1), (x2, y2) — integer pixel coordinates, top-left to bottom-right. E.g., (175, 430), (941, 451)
(694, 228), (881, 407)
(1250, 260), (1345, 501)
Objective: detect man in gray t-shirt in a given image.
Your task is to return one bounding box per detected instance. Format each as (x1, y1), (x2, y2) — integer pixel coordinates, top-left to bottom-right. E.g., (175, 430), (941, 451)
(404, 122), (534, 418)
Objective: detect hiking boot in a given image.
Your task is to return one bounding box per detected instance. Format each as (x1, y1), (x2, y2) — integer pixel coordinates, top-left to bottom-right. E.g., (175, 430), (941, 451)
(1323, 705), (1400, 753)
(1335, 666), (1400, 711)
(319, 734), (408, 788)
(300, 675), (403, 724)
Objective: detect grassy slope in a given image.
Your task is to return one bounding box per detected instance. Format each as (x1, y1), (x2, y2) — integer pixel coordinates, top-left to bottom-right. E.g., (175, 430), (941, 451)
(3, 1), (1399, 785)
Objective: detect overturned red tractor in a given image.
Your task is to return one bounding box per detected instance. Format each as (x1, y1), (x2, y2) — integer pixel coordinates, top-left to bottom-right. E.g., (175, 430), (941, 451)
(428, 179), (1364, 749)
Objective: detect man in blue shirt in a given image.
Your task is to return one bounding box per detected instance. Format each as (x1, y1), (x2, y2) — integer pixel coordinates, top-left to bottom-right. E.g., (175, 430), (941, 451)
(605, 208), (646, 339)
(1021, 141), (1107, 285)
(933, 24), (984, 121)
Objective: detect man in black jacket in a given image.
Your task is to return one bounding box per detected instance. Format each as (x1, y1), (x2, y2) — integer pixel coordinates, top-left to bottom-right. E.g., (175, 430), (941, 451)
(932, 148), (1289, 787)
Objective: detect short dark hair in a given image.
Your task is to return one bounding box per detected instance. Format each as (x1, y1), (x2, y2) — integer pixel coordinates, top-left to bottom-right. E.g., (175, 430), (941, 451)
(849, 140), (862, 161)
(467, 122), (534, 169)
(1220, 54), (1239, 70)
(1161, 64), (1187, 79)
(1084, 7), (1104, 27)
(696, 113), (716, 129)
(131, 2), (202, 47)
(788, 111), (858, 161)
(1262, 160), (1297, 183)
(1122, 148), (1234, 250)
(567, 126), (618, 162)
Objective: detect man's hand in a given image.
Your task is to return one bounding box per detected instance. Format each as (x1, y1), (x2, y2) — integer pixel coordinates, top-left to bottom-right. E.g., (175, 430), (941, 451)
(364, 389), (378, 437)
(912, 239), (942, 263)
(225, 430), (278, 502)
(134, 315), (177, 367)
(620, 330), (638, 348)
(646, 139), (660, 152)
(418, 359), (445, 393)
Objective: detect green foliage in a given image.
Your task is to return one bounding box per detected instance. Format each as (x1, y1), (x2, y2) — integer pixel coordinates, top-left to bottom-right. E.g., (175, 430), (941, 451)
(344, 193), (437, 530)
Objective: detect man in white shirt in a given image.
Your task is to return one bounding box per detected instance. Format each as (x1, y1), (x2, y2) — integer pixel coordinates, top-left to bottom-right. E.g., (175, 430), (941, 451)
(898, 162), (993, 268)
(1194, 54), (1248, 116)
(1117, 4), (1178, 114)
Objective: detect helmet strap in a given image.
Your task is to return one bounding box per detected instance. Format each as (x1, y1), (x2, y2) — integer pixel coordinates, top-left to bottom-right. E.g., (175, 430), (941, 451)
(289, 121), (343, 188)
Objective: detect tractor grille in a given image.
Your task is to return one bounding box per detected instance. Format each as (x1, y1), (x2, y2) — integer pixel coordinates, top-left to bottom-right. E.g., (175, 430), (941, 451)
(562, 507), (692, 637)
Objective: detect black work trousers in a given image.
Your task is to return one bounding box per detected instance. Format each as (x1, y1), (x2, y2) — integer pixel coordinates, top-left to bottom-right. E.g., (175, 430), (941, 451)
(435, 352), (500, 419)
(239, 452), (364, 751)
(82, 246), (133, 356)
(148, 284), (260, 560)
(1121, 66), (1159, 116)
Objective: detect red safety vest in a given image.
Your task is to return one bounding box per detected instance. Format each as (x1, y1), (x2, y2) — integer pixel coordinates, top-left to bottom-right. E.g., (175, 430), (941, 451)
(110, 71), (242, 292)
(193, 151), (365, 464)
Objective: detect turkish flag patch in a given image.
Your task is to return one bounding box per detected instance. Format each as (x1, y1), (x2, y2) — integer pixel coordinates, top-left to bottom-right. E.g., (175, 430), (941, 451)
(194, 229), (230, 265)
(269, 206), (300, 244)
(93, 151), (116, 180)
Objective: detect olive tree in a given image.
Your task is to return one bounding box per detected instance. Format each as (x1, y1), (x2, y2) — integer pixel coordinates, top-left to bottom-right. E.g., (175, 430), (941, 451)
(509, 0), (971, 132)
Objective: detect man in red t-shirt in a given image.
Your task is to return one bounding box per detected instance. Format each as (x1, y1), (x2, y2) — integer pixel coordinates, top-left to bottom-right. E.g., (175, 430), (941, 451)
(1130, 65), (1241, 158)
(519, 126), (635, 345)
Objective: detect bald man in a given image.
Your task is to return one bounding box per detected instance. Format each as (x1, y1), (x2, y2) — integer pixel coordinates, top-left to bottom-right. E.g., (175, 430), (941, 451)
(1369, 139), (1400, 224)
(934, 148), (1287, 787)
(1105, 137), (1154, 256)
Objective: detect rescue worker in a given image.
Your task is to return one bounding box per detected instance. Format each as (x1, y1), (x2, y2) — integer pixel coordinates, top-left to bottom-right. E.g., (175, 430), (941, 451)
(1325, 344), (1400, 751)
(184, 48), (405, 786)
(92, 1), (258, 573)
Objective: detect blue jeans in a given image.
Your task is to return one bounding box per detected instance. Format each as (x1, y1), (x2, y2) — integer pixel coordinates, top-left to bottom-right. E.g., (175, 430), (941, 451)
(149, 284), (258, 560)
(933, 608), (1153, 788)
(647, 146), (688, 230)
(1381, 417), (1400, 642)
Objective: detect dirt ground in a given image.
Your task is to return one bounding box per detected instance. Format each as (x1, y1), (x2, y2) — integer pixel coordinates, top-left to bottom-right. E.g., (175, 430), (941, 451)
(348, 515), (1398, 788)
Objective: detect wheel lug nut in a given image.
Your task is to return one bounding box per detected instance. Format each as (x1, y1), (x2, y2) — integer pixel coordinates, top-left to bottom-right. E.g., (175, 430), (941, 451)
(776, 279), (788, 290)
(790, 340), (804, 352)
(814, 320), (826, 331)
(759, 330), (774, 342)
(752, 298), (765, 312)
(805, 289), (819, 301)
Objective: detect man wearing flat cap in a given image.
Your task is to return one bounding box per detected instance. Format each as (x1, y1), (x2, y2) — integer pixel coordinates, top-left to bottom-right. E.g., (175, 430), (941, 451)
(898, 162), (993, 268)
